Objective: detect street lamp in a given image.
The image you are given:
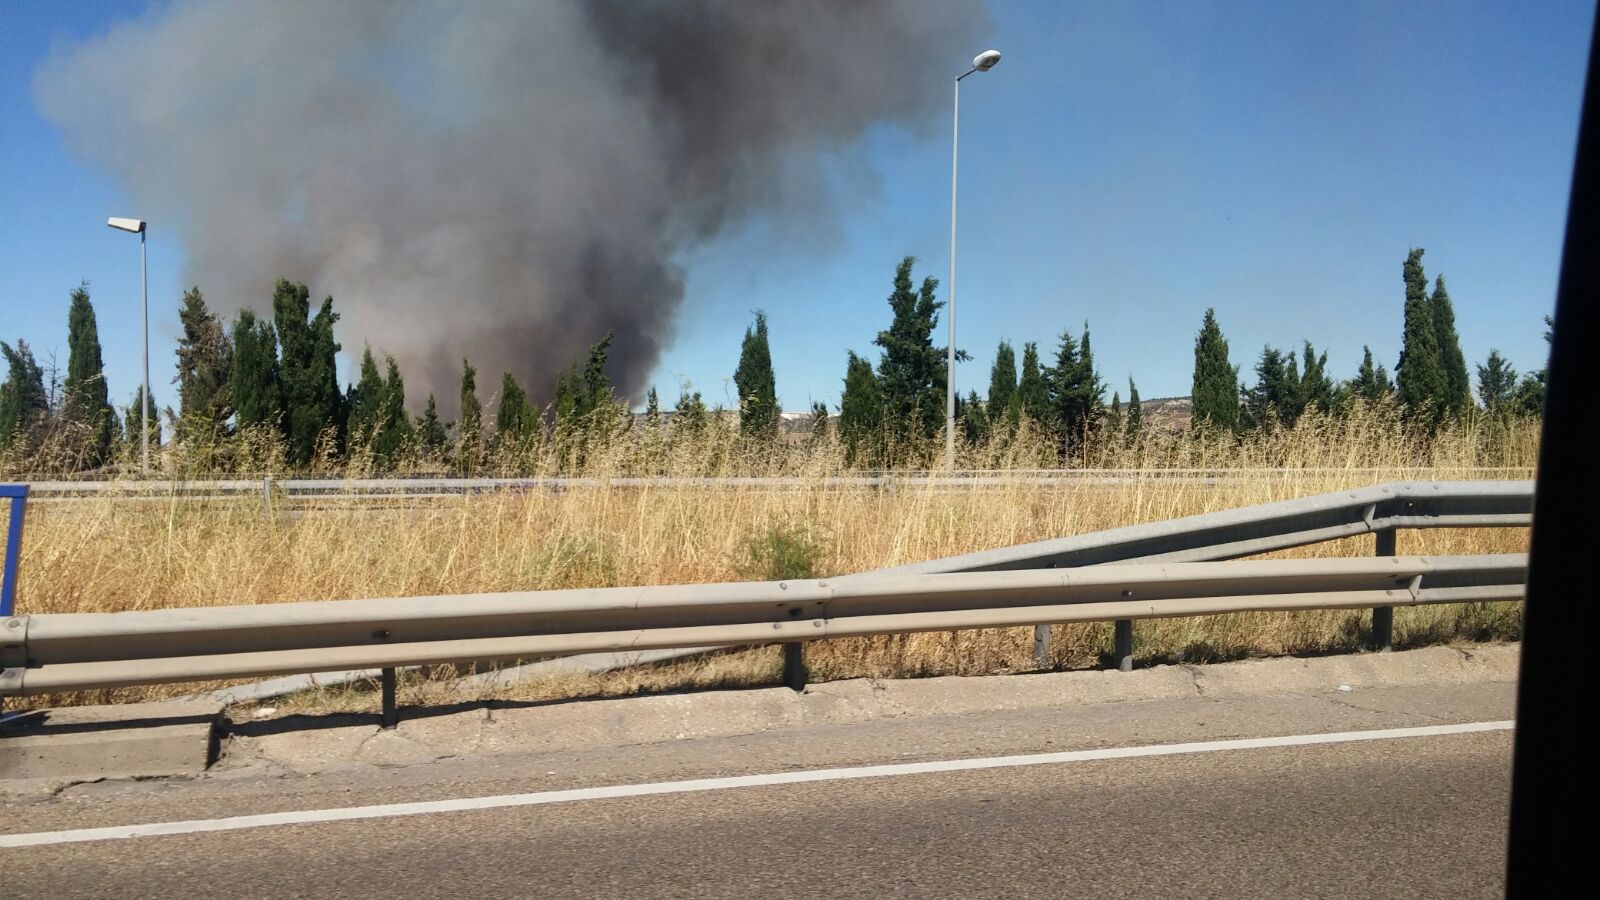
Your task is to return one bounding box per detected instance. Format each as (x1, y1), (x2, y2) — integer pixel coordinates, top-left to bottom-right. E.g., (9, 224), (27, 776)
(107, 216), (149, 477)
(947, 49), (1001, 472)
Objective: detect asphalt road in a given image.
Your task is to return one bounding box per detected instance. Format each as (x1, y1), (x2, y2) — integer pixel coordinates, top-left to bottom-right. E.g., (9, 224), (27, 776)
(1, 678), (1513, 899)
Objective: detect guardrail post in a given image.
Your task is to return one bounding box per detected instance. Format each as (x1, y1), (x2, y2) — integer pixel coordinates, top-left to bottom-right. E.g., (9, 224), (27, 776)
(1032, 624), (1052, 669)
(1112, 619), (1134, 672)
(2, 485), (28, 619)
(380, 667), (399, 729)
(1370, 529), (1397, 650)
(782, 643), (807, 691)
(261, 476), (273, 519)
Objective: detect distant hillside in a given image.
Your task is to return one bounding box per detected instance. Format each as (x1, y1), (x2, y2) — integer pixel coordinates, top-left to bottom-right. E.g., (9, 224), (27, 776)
(1137, 396), (1192, 431)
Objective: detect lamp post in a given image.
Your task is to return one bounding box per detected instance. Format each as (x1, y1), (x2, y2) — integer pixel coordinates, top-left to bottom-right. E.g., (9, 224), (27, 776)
(107, 216), (149, 477)
(947, 49), (1001, 472)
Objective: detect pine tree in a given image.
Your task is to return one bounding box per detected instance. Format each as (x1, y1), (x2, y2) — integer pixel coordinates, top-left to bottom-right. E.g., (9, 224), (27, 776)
(64, 283), (114, 465)
(173, 286), (232, 440)
(1512, 315), (1554, 417)
(230, 309), (280, 430)
(1513, 374), (1545, 416)
(1047, 325), (1105, 455)
(1242, 346), (1295, 430)
(644, 387), (661, 430)
(873, 257), (945, 441)
(1016, 342), (1050, 426)
(1352, 346), (1393, 402)
(1396, 248), (1446, 424)
(122, 386), (161, 451)
(674, 383), (708, 435)
(272, 280), (343, 463)
(456, 359), (482, 473)
(416, 393), (448, 458)
(838, 351), (884, 465)
(1476, 350), (1518, 414)
(734, 310), (779, 440)
(347, 347), (386, 450)
(960, 390), (986, 444)
(0, 339), (48, 454)
(1125, 378), (1142, 441)
(987, 340), (1018, 432)
(1431, 275), (1470, 419)
(1191, 308), (1240, 431)
(808, 400), (829, 447)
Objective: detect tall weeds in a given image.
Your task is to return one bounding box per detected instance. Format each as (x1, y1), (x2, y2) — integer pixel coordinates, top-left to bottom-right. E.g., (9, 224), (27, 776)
(1, 405), (1536, 710)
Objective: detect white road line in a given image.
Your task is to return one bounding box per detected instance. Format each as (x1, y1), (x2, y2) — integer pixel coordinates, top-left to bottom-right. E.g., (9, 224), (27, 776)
(0, 720), (1512, 849)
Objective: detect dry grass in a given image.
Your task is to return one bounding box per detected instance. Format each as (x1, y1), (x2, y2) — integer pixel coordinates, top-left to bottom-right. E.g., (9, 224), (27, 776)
(2, 405), (1537, 712)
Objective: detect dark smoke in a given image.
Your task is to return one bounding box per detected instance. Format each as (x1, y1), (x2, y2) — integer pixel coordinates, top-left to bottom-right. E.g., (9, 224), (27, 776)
(36, 0), (990, 409)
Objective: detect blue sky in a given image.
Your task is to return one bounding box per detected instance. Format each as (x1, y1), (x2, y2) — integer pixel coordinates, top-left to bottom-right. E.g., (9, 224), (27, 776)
(1, 0), (1592, 414)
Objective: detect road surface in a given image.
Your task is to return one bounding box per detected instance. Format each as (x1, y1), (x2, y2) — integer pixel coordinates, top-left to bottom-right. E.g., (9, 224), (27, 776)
(0, 665), (1514, 898)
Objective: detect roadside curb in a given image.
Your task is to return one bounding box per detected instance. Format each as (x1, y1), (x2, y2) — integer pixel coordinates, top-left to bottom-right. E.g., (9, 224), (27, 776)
(0, 699), (222, 788)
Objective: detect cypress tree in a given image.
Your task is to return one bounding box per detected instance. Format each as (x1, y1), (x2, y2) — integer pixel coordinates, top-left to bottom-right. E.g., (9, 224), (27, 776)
(554, 332), (618, 430)
(1297, 341), (1334, 416)
(838, 351), (884, 465)
(1077, 326), (1106, 429)
(497, 371), (535, 443)
(0, 339), (48, 454)
(1016, 342), (1050, 426)
(582, 332), (614, 410)
(1125, 378), (1142, 441)
(416, 393), (448, 458)
(456, 359), (482, 473)
(987, 340), (1017, 431)
(64, 283), (114, 465)
(1352, 346), (1393, 402)
(734, 310), (779, 440)
(230, 309), (280, 430)
(1191, 308), (1240, 431)
(1431, 275), (1470, 418)
(347, 347), (386, 450)
(174, 286), (232, 440)
(873, 257), (945, 441)
(272, 280), (343, 463)
(373, 355), (412, 466)
(1396, 248), (1446, 424)
(1107, 391), (1123, 438)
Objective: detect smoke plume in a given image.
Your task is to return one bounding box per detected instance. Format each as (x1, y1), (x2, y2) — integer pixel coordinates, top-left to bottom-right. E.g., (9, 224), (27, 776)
(36, 0), (990, 408)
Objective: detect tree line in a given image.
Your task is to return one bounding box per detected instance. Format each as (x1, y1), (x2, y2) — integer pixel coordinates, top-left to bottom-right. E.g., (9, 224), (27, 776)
(0, 247), (1547, 474)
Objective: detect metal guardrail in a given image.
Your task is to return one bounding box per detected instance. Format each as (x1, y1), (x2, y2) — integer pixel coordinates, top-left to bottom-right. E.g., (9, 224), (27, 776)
(14, 469), (1536, 504)
(0, 480), (1533, 722)
(842, 479), (1533, 668)
(0, 554), (1526, 697)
